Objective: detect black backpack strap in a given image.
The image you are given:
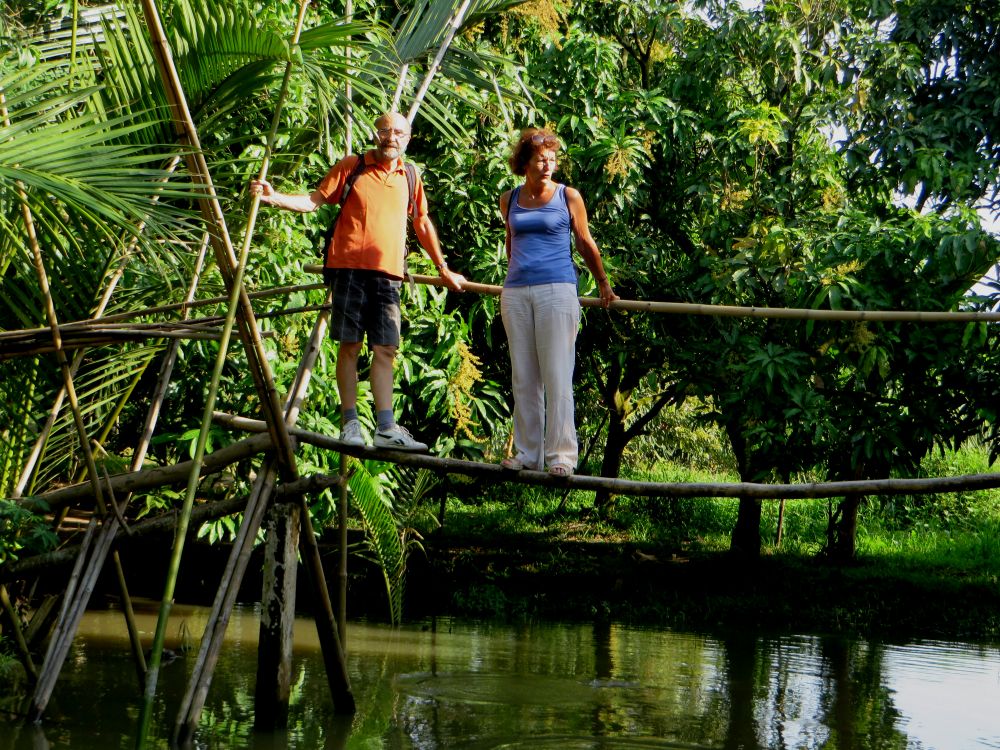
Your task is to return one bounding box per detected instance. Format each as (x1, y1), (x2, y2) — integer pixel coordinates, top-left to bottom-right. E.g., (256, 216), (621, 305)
(403, 161), (417, 217)
(339, 153), (369, 207)
(401, 161), (419, 296)
(320, 154), (368, 281)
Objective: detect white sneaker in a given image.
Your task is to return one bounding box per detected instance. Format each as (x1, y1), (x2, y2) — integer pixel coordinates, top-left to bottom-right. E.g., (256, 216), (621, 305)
(339, 419), (367, 446)
(374, 424), (428, 452)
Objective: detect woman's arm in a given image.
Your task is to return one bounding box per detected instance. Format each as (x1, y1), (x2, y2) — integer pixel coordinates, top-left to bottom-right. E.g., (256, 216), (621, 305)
(565, 187), (618, 307)
(499, 190), (512, 261)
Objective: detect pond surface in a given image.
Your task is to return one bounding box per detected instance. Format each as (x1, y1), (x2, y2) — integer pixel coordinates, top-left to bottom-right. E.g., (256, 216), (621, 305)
(2, 605), (1000, 749)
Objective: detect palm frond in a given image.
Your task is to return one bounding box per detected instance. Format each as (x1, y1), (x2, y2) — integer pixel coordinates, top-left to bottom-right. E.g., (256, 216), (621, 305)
(347, 457), (406, 624)
(11, 343), (162, 494)
(380, 0), (530, 136)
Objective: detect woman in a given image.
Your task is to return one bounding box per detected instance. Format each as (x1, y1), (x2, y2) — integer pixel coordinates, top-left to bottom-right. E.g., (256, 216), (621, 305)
(499, 128), (618, 477)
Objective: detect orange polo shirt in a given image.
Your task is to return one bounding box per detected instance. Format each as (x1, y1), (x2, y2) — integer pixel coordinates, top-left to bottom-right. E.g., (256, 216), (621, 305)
(315, 151), (428, 279)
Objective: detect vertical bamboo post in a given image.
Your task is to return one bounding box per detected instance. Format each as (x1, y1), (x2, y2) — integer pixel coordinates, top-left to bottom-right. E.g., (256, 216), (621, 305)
(338, 454), (349, 645)
(137, 0), (310, 741)
(172, 461), (282, 746)
(336, 0), (354, 652)
(776, 499), (786, 547)
(136, 0), (295, 748)
(254, 501), (301, 730)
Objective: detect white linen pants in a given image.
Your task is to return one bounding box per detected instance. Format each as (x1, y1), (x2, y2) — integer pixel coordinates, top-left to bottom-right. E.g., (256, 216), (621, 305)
(500, 283), (581, 470)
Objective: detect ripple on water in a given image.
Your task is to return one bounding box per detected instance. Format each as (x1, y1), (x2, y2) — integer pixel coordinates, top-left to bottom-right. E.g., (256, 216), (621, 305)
(394, 672), (642, 706)
(457, 736), (713, 750)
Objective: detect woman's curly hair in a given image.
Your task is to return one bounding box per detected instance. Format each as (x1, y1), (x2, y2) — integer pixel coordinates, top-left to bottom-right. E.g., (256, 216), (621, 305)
(509, 127), (562, 176)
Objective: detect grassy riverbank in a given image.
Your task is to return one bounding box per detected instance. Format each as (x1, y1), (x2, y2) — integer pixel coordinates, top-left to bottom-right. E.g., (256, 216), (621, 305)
(400, 453), (1000, 642)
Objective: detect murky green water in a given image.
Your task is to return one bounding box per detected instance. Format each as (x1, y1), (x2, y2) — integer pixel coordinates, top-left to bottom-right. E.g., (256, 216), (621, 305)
(2, 605), (999, 749)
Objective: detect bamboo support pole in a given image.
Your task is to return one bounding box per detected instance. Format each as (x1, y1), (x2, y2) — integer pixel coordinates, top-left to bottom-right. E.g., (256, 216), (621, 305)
(338, 453), (348, 646)
(113, 549), (147, 687)
(296, 490), (356, 715)
(34, 233), (213, 698)
(174, 293), (355, 743)
(29, 517), (97, 721)
(12, 155), (183, 497)
(339, 0), (353, 650)
(138, 0), (296, 471)
(3, 88), (142, 722)
(172, 461), (281, 746)
(137, 0), (311, 738)
(170, 0), (357, 721)
(138, 224), (257, 740)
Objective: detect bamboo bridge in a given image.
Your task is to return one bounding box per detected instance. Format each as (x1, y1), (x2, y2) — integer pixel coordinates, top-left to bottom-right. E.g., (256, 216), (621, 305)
(6, 268), (1000, 744)
(5, 0), (1000, 745)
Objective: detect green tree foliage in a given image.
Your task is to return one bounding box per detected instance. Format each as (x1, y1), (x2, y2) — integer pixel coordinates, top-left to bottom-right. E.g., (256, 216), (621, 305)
(420, 0), (1000, 561)
(844, 0), (1000, 215)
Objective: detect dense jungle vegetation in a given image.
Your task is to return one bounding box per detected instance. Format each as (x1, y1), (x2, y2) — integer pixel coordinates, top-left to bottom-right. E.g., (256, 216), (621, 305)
(2, 0), (1000, 638)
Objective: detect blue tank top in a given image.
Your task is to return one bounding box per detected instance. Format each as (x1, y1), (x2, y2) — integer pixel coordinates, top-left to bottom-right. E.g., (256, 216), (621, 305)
(504, 184), (578, 288)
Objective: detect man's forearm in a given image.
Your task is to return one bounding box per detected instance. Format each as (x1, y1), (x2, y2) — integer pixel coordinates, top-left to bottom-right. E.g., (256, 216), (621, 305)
(261, 191), (321, 213)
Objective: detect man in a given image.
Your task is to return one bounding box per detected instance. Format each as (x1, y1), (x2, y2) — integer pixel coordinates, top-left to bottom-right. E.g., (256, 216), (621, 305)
(250, 112), (464, 451)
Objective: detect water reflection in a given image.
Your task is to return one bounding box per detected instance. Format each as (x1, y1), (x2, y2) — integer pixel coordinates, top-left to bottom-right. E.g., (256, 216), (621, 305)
(1, 608), (998, 749)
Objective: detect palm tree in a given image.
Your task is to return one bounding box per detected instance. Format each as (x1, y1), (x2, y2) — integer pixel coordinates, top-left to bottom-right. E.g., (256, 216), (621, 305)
(2, 5), (528, 732)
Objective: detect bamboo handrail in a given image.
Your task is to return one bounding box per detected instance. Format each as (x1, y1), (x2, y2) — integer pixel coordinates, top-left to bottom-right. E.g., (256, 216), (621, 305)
(0, 281), (327, 343)
(9, 262), (997, 362)
(299, 265), (1000, 322)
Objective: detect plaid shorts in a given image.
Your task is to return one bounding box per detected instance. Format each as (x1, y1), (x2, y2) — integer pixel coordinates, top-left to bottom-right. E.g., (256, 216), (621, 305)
(327, 268), (402, 346)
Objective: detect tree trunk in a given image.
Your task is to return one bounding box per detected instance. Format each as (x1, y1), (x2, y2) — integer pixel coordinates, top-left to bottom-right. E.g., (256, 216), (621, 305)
(724, 420), (762, 559)
(595, 408), (627, 511)
(730, 496), (762, 559)
(825, 493), (862, 563)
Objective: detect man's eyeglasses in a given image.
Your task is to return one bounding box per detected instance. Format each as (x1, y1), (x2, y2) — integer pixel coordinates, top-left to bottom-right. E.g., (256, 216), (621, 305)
(530, 133), (560, 149)
(377, 128), (410, 139)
